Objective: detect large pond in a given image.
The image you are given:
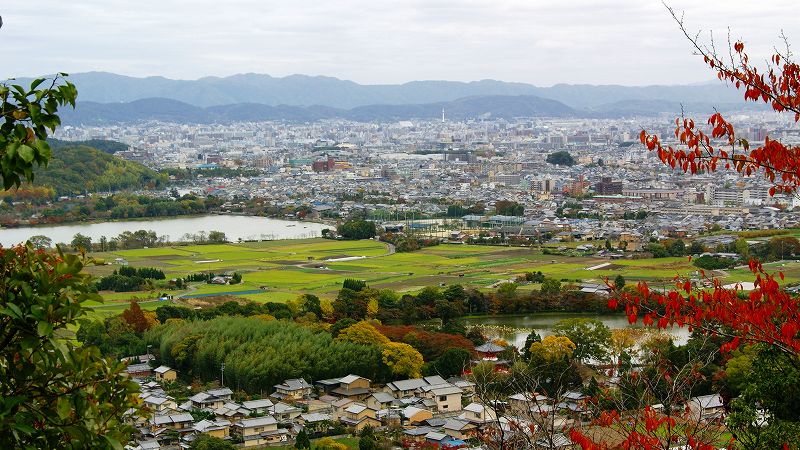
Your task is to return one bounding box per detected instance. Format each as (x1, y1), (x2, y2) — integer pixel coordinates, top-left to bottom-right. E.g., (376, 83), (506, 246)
(0, 215), (331, 247)
(461, 312), (691, 349)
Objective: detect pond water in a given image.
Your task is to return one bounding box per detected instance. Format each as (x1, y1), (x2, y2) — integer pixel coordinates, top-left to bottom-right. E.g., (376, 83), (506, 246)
(461, 312), (690, 349)
(0, 215), (331, 247)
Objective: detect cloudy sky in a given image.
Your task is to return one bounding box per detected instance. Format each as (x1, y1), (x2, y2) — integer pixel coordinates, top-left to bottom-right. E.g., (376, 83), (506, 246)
(2, 0), (799, 86)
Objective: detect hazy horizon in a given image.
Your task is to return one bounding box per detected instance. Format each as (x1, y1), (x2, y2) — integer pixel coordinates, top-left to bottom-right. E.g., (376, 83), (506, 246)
(10, 70), (724, 88)
(2, 0), (799, 86)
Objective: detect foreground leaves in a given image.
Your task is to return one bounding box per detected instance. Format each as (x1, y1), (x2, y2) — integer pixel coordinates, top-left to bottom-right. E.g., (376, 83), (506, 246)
(0, 245), (140, 449)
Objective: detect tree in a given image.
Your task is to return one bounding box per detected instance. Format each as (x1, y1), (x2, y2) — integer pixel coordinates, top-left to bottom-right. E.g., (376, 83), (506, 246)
(646, 242), (669, 258)
(122, 300), (158, 333)
(540, 277), (561, 296)
(545, 150), (576, 166)
(609, 328), (649, 373)
(382, 342), (424, 378)
(613, 274), (626, 290)
(1, 74), (77, 189)
(335, 321), (390, 346)
(522, 330), (542, 360)
(358, 425), (378, 450)
(71, 232), (92, 252)
(496, 282), (517, 301)
(27, 234), (52, 249)
(552, 318), (611, 362)
(300, 294), (323, 319)
(207, 230), (227, 243)
(689, 240), (705, 255)
(330, 318), (357, 338)
(337, 219), (377, 240)
(427, 348), (471, 378)
(0, 245), (140, 448)
(767, 236), (800, 260)
(495, 200), (524, 216)
(734, 238), (751, 258)
(294, 428), (311, 450)
(0, 75), (141, 448)
(667, 239), (686, 257)
(528, 335), (576, 361)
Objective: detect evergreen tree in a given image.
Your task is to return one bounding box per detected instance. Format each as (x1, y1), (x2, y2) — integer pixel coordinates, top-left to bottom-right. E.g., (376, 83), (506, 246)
(295, 428), (311, 449)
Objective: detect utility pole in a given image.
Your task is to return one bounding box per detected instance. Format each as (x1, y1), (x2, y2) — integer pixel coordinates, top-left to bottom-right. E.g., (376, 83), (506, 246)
(220, 362), (225, 387)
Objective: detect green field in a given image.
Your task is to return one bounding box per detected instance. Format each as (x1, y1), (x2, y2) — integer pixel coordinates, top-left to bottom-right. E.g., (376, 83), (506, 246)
(85, 239), (800, 313)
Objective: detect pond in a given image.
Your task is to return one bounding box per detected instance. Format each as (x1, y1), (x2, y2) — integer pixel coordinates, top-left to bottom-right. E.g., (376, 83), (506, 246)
(460, 312), (691, 349)
(0, 215), (331, 247)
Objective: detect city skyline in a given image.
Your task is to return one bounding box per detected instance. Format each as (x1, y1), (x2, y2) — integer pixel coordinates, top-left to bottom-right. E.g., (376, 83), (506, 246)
(2, 0), (799, 86)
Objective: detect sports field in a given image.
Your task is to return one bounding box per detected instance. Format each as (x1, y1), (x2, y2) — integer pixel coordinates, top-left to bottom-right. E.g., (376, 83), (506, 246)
(84, 238), (800, 316)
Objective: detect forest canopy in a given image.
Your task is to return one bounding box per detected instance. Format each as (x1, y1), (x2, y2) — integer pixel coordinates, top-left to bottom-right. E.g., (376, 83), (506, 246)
(145, 317), (390, 393)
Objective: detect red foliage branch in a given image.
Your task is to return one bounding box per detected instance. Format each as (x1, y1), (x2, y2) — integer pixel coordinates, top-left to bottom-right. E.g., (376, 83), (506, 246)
(640, 39), (800, 195)
(570, 11), (800, 450)
(611, 262), (800, 357)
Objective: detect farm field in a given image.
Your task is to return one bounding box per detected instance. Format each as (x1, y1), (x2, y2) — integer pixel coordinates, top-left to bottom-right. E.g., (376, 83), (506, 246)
(85, 239), (800, 315)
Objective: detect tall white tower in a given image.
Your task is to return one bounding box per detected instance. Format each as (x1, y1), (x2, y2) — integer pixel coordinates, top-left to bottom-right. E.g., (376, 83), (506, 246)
(442, 108), (445, 123)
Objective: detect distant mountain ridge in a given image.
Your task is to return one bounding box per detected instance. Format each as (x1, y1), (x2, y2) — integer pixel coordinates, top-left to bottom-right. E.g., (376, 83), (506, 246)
(59, 93), (767, 125)
(60, 95), (580, 125)
(16, 71), (750, 110)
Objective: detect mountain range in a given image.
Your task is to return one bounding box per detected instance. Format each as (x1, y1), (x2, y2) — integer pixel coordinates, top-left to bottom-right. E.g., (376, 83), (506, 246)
(14, 72), (764, 124)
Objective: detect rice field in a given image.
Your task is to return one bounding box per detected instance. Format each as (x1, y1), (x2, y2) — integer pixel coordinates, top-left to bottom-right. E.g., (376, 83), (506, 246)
(86, 239), (800, 312)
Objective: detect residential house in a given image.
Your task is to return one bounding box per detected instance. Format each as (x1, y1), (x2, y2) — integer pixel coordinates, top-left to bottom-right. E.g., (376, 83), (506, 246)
(232, 416), (289, 447)
(141, 394), (177, 415)
(153, 366), (177, 382)
(298, 412), (331, 434)
(384, 378), (429, 398)
(448, 377), (476, 397)
(402, 405), (433, 425)
(188, 388), (233, 410)
(192, 419), (230, 439)
(129, 440), (160, 450)
(126, 363), (153, 379)
(459, 402), (496, 425)
(508, 392), (553, 418)
(534, 432), (573, 449)
(384, 376), (448, 398)
(213, 402), (250, 421)
(242, 398), (274, 415)
(366, 392), (397, 411)
(331, 375), (371, 400)
(421, 384), (463, 413)
(443, 418), (477, 440)
(425, 431), (466, 449)
(272, 402), (302, 422)
(271, 378), (312, 401)
(150, 413), (194, 435)
(331, 397), (355, 420)
(687, 394), (725, 422)
(339, 403), (380, 431)
(402, 426), (437, 447)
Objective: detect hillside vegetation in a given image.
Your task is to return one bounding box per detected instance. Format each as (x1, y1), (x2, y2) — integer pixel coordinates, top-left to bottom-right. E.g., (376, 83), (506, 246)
(24, 145), (166, 197)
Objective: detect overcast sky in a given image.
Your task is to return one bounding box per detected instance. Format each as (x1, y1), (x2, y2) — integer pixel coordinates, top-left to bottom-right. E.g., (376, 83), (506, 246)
(2, 0), (799, 86)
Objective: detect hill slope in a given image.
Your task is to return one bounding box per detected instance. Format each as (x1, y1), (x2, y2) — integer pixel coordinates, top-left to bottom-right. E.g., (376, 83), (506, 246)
(48, 139), (129, 154)
(27, 145), (166, 196)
